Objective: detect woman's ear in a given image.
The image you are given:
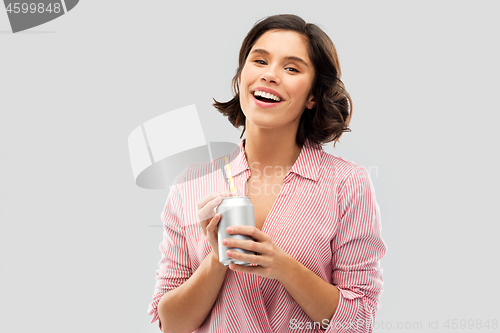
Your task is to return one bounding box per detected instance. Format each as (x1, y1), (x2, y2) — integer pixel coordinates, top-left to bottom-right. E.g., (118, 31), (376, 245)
(306, 95), (315, 109)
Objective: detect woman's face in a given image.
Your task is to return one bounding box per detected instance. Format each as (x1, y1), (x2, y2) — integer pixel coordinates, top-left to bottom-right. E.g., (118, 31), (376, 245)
(239, 29), (315, 132)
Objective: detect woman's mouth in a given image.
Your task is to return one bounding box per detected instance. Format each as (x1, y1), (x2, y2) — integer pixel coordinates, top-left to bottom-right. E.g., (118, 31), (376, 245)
(253, 90), (281, 102)
(251, 89), (284, 108)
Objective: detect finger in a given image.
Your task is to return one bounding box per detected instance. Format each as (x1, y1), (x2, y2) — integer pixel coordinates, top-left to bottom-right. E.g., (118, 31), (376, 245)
(223, 238), (263, 254)
(227, 249), (266, 266)
(228, 262), (263, 274)
(206, 214), (221, 235)
(197, 195), (224, 222)
(196, 192), (225, 210)
(226, 226), (267, 242)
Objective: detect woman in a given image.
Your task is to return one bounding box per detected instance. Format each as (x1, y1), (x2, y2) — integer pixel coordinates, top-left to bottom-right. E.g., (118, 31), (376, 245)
(148, 14), (386, 333)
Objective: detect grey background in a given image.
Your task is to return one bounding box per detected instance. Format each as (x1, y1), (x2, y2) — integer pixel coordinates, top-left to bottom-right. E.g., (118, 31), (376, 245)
(1, 1), (499, 332)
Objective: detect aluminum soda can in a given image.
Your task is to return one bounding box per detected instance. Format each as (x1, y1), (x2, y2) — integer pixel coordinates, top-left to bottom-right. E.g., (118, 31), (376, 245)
(217, 196), (256, 266)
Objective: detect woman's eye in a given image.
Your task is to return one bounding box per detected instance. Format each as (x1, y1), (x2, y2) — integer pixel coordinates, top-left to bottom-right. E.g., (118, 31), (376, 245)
(285, 67), (299, 73)
(254, 60), (267, 65)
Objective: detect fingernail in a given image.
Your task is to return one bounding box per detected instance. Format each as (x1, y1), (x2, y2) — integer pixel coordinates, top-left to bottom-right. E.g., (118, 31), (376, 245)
(227, 250), (233, 257)
(227, 227), (233, 233)
(222, 239), (228, 245)
(214, 196), (222, 204)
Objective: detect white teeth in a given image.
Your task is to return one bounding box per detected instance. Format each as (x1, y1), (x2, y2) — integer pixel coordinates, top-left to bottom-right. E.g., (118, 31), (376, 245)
(253, 90), (281, 102)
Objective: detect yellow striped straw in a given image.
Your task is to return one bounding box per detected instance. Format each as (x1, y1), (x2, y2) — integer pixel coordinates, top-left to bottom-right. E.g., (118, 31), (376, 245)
(224, 156), (237, 194)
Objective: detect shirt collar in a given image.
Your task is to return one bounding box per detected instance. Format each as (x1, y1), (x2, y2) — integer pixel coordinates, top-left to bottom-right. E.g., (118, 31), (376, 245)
(225, 138), (323, 183)
(287, 138), (323, 182)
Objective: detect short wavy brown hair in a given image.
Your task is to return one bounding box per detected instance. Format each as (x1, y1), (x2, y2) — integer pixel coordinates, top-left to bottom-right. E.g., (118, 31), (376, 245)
(213, 14), (352, 148)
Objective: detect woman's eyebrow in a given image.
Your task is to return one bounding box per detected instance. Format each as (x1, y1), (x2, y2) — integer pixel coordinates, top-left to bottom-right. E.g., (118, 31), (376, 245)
(250, 48), (309, 67)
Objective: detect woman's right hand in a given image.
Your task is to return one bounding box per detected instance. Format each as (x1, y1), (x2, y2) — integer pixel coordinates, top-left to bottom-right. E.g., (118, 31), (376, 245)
(197, 191), (235, 261)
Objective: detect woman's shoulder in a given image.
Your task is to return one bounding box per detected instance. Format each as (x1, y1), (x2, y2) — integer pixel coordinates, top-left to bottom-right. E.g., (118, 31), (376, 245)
(319, 149), (371, 184)
(303, 138), (363, 176)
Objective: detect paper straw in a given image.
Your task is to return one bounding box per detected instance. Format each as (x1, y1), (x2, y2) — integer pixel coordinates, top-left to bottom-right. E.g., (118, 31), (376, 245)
(224, 156), (237, 194)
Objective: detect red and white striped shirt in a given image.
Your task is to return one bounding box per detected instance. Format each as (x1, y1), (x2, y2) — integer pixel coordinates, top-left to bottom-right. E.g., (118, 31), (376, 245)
(148, 138), (387, 332)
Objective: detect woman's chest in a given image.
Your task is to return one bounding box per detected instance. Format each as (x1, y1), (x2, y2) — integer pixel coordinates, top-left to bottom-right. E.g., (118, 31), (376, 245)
(245, 177), (283, 231)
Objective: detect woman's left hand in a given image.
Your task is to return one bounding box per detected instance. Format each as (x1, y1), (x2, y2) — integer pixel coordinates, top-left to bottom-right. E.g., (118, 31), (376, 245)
(223, 226), (296, 281)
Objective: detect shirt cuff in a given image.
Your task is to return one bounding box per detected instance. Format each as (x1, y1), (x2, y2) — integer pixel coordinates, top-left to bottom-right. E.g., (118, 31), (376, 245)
(323, 289), (361, 332)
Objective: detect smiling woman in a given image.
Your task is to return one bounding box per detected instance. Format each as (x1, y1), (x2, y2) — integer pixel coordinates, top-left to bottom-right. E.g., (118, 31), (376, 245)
(148, 14), (386, 333)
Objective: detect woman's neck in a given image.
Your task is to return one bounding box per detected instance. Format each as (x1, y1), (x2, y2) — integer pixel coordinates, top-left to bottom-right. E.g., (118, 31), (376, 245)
(243, 125), (302, 180)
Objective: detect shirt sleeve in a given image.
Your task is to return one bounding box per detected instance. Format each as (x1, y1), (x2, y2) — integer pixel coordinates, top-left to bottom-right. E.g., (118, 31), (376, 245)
(325, 165), (387, 333)
(147, 183), (192, 330)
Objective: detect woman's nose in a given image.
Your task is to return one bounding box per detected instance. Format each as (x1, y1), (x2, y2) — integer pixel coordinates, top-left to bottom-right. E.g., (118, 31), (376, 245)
(260, 68), (280, 84)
